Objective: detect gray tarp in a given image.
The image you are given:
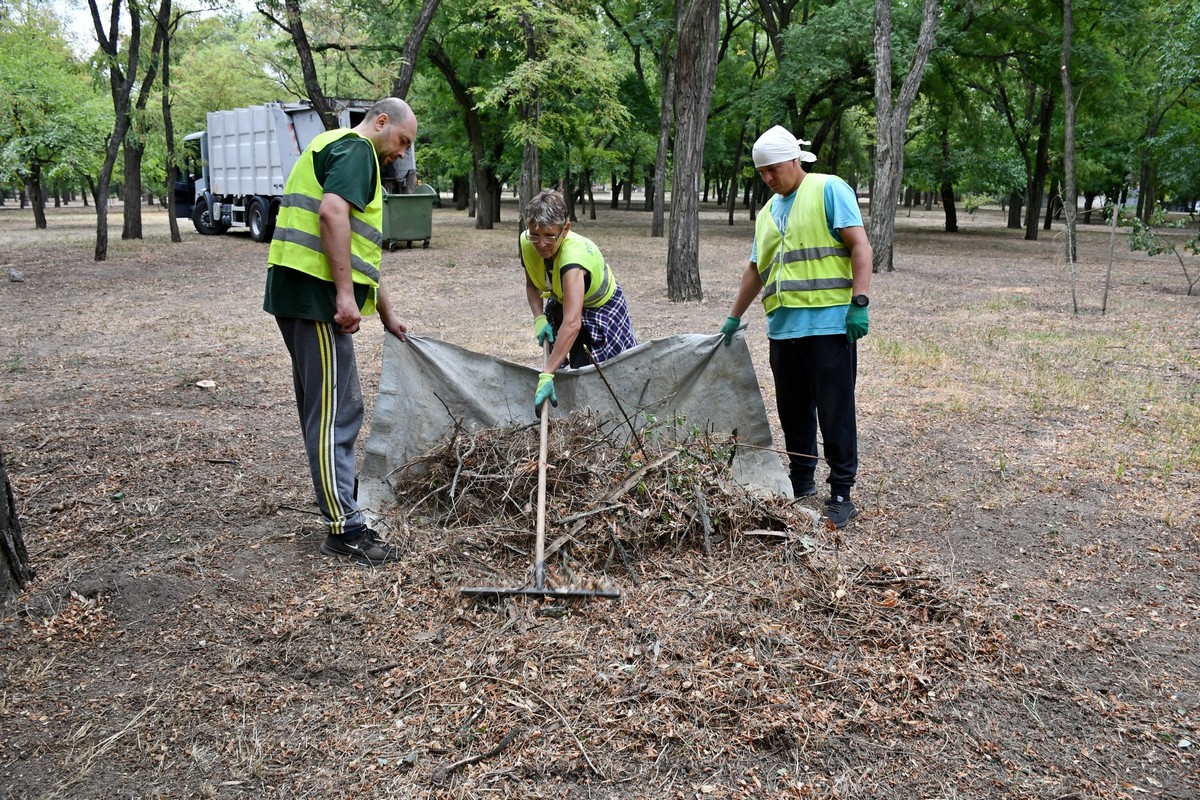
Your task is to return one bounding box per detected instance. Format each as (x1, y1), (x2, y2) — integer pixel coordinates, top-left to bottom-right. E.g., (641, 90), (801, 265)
(360, 331), (791, 515)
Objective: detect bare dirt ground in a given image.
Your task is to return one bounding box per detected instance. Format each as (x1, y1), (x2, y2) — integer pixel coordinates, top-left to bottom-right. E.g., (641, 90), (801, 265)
(0, 197), (1197, 799)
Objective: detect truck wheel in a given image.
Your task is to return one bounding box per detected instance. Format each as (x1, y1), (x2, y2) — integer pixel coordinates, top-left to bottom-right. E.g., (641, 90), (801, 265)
(191, 199), (226, 236)
(248, 199), (271, 242)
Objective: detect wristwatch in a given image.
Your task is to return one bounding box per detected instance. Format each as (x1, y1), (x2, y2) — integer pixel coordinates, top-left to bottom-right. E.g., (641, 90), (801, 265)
(851, 294), (870, 308)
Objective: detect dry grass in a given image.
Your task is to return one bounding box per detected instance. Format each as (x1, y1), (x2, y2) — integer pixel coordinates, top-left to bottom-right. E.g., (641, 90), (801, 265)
(0, 198), (1197, 799)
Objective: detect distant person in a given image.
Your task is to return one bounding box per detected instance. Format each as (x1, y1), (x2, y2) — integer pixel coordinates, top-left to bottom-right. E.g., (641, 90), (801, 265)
(264, 97), (417, 565)
(521, 189), (637, 411)
(718, 125), (873, 529)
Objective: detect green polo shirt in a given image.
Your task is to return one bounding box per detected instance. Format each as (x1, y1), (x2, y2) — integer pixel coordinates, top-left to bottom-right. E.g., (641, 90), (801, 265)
(264, 136), (379, 321)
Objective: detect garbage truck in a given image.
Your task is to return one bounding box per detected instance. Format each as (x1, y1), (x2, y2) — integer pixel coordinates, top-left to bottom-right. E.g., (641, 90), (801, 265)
(174, 100), (419, 242)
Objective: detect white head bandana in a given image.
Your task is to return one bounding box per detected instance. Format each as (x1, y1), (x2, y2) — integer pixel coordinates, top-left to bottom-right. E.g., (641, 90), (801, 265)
(752, 125), (817, 168)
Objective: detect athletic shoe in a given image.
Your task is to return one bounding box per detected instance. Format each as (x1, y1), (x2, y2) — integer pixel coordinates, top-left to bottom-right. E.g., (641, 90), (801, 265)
(320, 527), (400, 566)
(824, 496), (859, 529)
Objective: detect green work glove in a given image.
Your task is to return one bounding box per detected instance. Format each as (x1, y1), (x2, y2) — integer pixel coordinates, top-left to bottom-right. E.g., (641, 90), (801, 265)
(533, 314), (555, 346)
(845, 305), (869, 342)
(719, 316), (741, 346)
(534, 372), (558, 411)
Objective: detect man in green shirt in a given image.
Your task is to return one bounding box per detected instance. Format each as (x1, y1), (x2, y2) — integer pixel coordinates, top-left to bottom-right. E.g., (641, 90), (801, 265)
(264, 98), (417, 565)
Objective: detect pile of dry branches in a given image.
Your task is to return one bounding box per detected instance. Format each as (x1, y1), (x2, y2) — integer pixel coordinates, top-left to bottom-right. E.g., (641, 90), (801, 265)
(390, 411), (813, 567)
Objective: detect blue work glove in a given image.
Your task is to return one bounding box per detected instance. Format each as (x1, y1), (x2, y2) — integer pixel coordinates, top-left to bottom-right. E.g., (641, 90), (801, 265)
(719, 316), (741, 346)
(534, 372), (557, 411)
(845, 305), (869, 342)
(533, 314), (555, 346)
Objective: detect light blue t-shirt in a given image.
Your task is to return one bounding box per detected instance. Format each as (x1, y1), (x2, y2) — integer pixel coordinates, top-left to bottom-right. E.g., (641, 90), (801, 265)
(750, 175), (863, 340)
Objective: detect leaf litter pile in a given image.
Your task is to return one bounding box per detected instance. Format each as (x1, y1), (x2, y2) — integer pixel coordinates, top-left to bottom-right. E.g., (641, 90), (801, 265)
(339, 411), (1014, 796)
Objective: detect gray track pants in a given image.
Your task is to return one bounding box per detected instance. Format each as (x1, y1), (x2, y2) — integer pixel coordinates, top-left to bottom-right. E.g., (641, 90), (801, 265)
(276, 317), (366, 536)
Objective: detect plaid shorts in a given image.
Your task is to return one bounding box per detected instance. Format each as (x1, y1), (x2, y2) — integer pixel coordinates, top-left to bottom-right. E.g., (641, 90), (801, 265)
(547, 285), (638, 368)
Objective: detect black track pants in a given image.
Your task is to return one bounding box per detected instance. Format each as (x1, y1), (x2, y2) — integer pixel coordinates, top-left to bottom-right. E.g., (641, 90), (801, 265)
(276, 317), (366, 536)
(768, 334), (858, 497)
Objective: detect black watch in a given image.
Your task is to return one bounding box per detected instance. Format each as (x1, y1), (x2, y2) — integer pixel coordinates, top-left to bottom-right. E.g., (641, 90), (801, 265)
(851, 294), (870, 308)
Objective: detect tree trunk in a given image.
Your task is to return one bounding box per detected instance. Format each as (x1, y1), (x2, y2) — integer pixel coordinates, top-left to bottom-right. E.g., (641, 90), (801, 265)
(1137, 87), (1164, 223)
(517, 13), (539, 231)
(563, 157), (576, 222)
(727, 124), (747, 226)
(390, 0), (441, 99)
(1024, 90), (1053, 241)
(280, 0), (336, 129)
(1, 449), (34, 605)
(651, 26), (676, 238)
(429, 39), (496, 229)
(474, 169), (498, 227)
(122, 134), (144, 239)
(121, 0), (167, 242)
(1061, 0), (1079, 306)
(869, 0), (941, 273)
(160, 1), (181, 244)
(940, 181), (958, 232)
(666, 0), (719, 302)
(29, 163), (48, 230)
(89, 0), (142, 261)
(1007, 191), (1023, 228)
(1044, 175), (1060, 230)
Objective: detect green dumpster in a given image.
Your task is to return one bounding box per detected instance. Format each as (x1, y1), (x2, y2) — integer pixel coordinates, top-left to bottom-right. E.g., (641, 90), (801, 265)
(382, 183), (437, 250)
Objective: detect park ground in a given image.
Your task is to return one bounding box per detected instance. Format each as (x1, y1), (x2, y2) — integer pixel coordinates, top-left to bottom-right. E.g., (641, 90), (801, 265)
(0, 198), (1197, 799)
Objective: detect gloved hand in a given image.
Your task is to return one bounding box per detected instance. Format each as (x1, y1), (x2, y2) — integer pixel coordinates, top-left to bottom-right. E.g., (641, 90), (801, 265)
(719, 316), (741, 346)
(533, 314), (555, 346)
(534, 372), (557, 411)
(845, 305), (869, 342)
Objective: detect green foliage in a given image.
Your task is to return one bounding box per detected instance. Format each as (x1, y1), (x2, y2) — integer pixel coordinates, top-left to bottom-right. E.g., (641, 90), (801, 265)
(961, 193), (991, 214)
(1124, 204), (1200, 296)
(169, 13), (288, 140)
(476, 1), (632, 177)
(0, 4), (110, 190)
(6, 0), (1200, 234)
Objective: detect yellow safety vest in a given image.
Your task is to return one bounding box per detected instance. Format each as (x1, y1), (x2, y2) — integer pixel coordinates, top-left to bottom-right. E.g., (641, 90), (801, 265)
(267, 129), (384, 315)
(755, 173), (853, 313)
(520, 231), (617, 309)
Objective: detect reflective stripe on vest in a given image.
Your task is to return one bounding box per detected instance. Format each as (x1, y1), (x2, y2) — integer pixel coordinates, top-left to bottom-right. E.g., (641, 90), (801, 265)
(520, 231), (618, 309)
(266, 129), (383, 314)
(755, 173), (853, 312)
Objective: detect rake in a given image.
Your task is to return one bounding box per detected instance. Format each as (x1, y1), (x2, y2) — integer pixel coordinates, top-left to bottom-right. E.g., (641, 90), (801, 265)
(460, 343), (620, 601)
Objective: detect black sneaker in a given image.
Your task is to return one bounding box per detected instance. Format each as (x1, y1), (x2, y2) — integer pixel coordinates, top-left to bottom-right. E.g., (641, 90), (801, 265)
(320, 528), (400, 566)
(823, 496), (859, 529)
(793, 479), (818, 498)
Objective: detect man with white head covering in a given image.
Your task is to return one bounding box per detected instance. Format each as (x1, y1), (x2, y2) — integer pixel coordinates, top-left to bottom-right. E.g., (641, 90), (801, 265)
(718, 124), (873, 529)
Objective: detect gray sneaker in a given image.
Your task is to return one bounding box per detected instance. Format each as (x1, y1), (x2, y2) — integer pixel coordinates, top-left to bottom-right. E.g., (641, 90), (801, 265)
(823, 496), (859, 529)
(320, 528), (400, 566)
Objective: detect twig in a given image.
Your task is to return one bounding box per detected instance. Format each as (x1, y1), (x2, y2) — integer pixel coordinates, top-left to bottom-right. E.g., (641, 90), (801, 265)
(545, 451), (677, 558)
(448, 438), (477, 511)
(387, 673), (601, 775)
(608, 519), (640, 587)
(583, 344), (648, 463)
(430, 728), (522, 784)
(694, 488), (713, 557)
(554, 503), (626, 526)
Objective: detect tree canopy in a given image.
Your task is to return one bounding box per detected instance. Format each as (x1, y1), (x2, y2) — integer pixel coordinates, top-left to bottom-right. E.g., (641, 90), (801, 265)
(8, 0), (1200, 269)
